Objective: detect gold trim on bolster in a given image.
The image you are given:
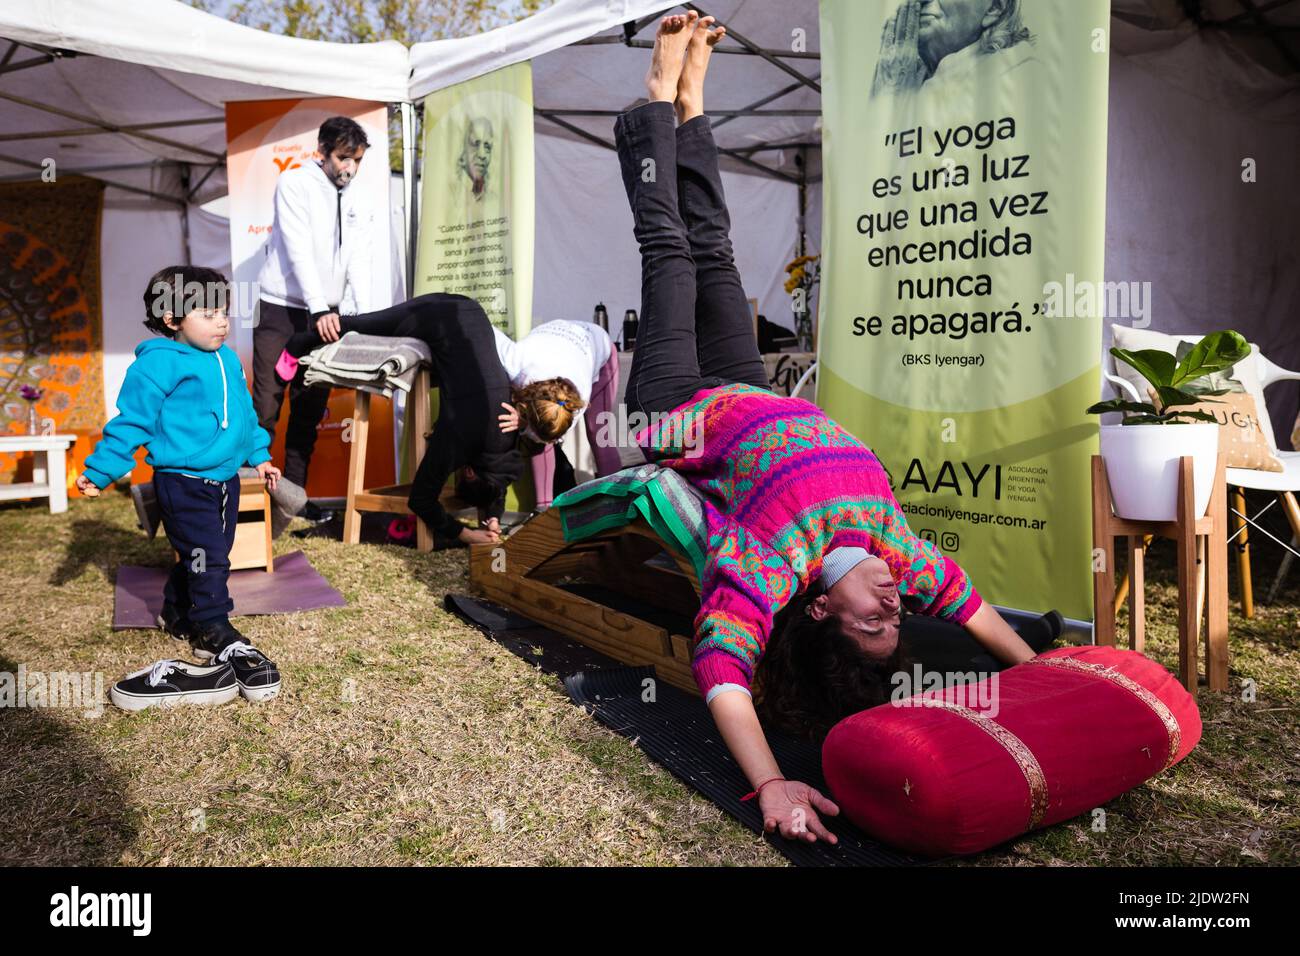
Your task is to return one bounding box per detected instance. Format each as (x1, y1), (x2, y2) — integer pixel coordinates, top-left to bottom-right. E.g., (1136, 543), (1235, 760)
(1026, 657), (1181, 769)
(920, 699), (1051, 831)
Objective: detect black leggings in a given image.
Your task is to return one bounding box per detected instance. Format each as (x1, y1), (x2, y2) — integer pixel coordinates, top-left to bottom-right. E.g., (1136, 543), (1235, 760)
(286, 293), (518, 531)
(614, 102), (769, 419)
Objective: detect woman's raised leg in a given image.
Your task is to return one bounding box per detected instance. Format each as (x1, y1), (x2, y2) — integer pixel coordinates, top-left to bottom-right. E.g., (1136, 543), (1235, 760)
(674, 19), (768, 390)
(617, 13), (709, 421)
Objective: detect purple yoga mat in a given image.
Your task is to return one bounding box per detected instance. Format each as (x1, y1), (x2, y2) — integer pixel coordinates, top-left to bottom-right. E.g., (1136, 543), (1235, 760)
(112, 550), (346, 630)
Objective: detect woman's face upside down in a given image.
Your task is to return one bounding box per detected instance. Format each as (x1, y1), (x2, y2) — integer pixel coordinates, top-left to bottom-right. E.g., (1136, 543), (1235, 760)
(807, 556), (902, 661)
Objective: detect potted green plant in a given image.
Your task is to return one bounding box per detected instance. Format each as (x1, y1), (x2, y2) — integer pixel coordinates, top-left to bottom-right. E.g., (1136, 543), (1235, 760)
(1087, 330), (1249, 521)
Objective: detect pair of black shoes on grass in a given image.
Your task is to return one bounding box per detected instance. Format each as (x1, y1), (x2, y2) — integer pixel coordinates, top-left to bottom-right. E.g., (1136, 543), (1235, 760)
(109, 606), (281, 711)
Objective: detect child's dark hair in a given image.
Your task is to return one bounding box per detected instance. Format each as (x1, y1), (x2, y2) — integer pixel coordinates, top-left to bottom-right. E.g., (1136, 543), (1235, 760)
(753, 589), (911, 743)
(142, 265), (231, 337)
(318, 116), (370, 156)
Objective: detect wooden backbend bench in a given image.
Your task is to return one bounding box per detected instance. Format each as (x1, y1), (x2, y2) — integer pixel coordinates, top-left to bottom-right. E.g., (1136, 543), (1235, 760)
(467, 509), (704, 694)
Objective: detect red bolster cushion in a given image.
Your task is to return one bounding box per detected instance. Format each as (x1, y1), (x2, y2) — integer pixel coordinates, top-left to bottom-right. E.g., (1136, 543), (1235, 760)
(821, 646), (1201, 857)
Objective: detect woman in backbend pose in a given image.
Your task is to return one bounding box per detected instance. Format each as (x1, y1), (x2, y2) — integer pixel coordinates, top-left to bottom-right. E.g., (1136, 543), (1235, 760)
(279, 293), (520, 546)
(616, 12), (1042, 846)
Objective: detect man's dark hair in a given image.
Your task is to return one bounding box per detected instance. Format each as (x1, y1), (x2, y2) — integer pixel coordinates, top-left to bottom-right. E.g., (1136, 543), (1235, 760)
(318, 116), (370, 157)
(142, 265), (231, 337)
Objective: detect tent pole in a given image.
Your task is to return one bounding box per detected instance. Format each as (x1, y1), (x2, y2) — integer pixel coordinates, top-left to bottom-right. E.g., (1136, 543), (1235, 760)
(712, 74), (821, 130)
(400, 101), (418, 300)
(0, 89), (224, 161)
(180, 164), (193, 265)
(797, 148), (807, 261)
(0, 150), (183, 204)
(185, 159), (223, 203)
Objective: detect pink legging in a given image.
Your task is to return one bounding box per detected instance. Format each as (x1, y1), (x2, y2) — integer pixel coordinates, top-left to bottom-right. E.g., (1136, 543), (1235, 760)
(530, 350), (623, 508)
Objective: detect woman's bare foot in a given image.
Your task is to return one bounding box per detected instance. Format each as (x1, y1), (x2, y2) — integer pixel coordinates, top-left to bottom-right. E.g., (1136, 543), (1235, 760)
(676, 16), (726, 123)
(645, 11), (698, 103)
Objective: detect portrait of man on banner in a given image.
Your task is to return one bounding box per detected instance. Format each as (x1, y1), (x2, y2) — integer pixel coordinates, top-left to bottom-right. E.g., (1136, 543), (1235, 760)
(871, 0), (1037, 96)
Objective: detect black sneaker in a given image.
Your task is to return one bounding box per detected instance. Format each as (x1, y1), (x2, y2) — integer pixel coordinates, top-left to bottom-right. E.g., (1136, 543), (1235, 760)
(110, 659), (239, 711)
(299, 500), (333, 524)
(156, 602), (196, 644)
(189, 618), (247, 662)
(214, 641), (282, 702)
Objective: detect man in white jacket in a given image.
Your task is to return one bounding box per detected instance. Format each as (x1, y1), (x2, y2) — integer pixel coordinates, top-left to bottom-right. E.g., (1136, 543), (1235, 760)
(253, 116), (374, 493)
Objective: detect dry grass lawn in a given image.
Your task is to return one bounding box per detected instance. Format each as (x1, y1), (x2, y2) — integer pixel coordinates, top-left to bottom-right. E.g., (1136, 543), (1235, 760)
(1, 491), (1297, 866)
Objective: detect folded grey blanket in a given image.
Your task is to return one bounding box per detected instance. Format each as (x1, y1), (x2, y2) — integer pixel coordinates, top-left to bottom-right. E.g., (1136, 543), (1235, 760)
(301, 332), (432, 397)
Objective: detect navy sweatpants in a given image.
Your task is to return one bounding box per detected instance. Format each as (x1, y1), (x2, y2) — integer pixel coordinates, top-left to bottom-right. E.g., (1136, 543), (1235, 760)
(153, 471), (240, 625)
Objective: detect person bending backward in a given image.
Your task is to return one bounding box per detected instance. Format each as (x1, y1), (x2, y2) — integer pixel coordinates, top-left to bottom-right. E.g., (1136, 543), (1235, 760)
(493, 319), (622, 509)
(279, 293), (521, 545)
(619, 13), (1038, 845)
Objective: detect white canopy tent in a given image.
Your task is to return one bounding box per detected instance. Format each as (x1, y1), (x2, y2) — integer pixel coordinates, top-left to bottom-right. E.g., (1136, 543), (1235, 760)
(0, 0), (409, 414)
(1, 0), (1297, 442)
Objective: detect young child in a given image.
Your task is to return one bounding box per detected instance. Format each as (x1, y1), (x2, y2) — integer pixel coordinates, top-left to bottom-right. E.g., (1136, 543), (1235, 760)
(78, 265), (283, 707)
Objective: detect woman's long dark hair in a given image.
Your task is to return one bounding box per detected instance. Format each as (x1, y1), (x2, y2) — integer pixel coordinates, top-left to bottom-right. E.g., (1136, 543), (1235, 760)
(754, 588), (910, 743)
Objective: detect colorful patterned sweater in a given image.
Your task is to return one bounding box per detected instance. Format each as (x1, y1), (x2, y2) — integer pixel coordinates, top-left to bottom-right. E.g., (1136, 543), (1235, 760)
(638, 383), (984, 699)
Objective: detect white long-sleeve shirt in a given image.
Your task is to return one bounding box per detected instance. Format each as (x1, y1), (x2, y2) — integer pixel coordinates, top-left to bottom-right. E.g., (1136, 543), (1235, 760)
(257, 161), (373, 316)
(493, 320), (613, 404)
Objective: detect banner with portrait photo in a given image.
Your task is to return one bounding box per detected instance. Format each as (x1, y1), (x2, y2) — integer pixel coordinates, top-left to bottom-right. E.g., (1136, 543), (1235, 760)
(416, 61), (535, 338)
(818, 0), (1110, 622)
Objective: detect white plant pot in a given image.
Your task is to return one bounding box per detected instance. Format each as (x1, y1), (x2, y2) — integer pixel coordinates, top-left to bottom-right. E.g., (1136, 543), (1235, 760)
(1100, 423), (1219, 521)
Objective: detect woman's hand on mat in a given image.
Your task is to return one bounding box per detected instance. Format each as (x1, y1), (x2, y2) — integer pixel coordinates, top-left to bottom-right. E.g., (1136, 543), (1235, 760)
(498, 402), (520, 433)
(256, 461), (282, 491)
(759, 780), (841, 844)
(316, 311), (342, 343)
(458, 526), (500, 546)
(75, 474), (100, 498)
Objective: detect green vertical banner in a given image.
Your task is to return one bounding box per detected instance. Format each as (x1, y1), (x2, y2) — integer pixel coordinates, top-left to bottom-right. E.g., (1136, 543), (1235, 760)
(416, 62), (535, 338)
(818, 0), (1109, 622)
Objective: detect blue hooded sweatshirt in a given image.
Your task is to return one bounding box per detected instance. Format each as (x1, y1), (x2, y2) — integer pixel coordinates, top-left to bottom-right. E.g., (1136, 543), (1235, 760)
(82, 337), (272, 488)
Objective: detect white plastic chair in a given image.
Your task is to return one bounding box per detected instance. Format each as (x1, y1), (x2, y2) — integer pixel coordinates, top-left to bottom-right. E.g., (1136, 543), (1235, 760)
(1103, 352), (1300, 615)
(789, 359), (817, 400)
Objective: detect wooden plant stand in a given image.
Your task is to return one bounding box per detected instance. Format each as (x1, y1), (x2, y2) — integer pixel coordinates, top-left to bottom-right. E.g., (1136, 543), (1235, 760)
(467, 509), (704, 695)
(1091, 453), (1229, 696)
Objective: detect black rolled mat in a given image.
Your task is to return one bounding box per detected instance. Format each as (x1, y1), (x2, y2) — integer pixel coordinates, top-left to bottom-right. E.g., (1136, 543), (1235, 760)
(444, 592), (923, 867)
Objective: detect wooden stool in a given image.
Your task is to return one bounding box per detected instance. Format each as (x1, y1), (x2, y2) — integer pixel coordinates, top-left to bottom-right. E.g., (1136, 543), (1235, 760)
(230, 477), (274, 572)
(1091, 453), (1229, 696)
(343, 366), (433, 552)
(172, 476), (273, 572)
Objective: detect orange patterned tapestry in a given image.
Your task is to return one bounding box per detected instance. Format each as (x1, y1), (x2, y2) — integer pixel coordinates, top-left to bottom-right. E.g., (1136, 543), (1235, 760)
(0, 176), (104, 481)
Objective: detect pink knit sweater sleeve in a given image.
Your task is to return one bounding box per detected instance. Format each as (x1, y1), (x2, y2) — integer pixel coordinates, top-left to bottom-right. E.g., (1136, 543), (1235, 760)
(690, 519), (798, 699)
(877, 504), (983, 625)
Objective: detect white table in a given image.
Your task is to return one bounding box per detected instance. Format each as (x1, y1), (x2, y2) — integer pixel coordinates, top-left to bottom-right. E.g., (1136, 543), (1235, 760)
(0, 434), (77, 513)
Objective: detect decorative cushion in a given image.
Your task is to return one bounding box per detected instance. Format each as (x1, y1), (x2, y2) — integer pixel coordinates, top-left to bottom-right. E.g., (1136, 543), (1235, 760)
(1110, 324), (1279, 455)
(821, 646), (1201, 857)
(1145, 387), (1284, 472)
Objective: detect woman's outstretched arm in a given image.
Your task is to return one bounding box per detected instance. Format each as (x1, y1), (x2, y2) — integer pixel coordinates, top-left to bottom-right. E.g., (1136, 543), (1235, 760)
(962, 602), (1036, 666)
(709, 691), (841, 844)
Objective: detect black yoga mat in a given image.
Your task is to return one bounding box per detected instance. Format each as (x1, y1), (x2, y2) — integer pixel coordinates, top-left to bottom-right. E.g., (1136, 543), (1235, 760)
(444, 591), (924, 867)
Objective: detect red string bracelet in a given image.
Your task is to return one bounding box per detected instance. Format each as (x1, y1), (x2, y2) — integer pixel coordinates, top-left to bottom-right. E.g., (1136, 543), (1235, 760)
(741, 777), (787, 802)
